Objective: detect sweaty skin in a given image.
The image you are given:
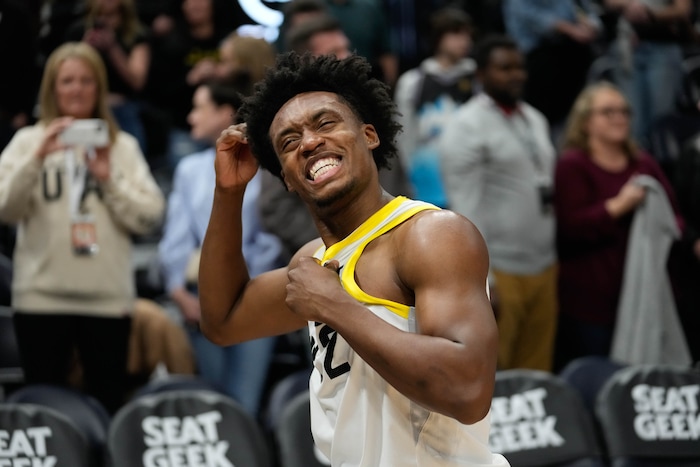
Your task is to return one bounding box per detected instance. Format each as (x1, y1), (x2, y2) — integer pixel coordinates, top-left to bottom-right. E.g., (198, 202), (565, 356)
(198, 91), (499, 425)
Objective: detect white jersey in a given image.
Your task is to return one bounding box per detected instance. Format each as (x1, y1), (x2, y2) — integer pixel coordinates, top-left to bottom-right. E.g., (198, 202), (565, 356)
(309, 196), (509, 466)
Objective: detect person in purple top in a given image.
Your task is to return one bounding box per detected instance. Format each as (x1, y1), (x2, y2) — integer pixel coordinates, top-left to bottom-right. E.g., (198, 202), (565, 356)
(553, 81), (684, 371)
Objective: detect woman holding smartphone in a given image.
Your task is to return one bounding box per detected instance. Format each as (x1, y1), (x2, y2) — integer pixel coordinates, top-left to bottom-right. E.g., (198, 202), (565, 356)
(0, 42), (164, 414)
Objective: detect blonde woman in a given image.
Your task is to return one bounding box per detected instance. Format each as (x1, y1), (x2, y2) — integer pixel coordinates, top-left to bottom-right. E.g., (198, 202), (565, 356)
(0, 42), (164, 414)
(553, 82), (683, 369)
(217, 33), (276, 84)
(67, 0), (151, 151)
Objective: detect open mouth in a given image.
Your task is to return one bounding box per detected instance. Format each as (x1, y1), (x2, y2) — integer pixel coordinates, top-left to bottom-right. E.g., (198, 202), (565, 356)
(307, 157), (341, 181)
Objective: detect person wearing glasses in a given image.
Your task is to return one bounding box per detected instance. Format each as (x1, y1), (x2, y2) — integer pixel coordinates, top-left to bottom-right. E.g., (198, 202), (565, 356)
(553, 81), (684, 370)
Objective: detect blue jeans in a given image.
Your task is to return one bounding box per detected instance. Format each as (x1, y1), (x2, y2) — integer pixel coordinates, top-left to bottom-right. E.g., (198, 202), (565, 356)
(111, 100), (147, 154)
(187, 326), (276, 417)
(614, 41), (684, 144)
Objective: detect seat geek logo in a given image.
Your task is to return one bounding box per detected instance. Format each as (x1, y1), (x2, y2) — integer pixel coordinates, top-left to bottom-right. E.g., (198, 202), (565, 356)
(141, 411), (233, 467)
(489, 388), (564, 453)
(0, 427), (55, 467)
(631, 384), (700, 441)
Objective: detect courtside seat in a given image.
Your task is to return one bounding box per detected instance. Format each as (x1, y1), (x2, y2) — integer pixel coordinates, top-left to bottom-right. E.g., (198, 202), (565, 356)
(108, 389), (271, 467)
(595, 364), (700, 466)
(491, 369), (605, 467)
(0, 403), (91, 466)
(274, 391), (331, 467)
(6, 383), (110, 467)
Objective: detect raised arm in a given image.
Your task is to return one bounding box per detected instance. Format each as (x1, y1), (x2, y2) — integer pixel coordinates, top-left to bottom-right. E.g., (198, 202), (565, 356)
(198, 124), (307, 346)
(286, 210), (498, 424)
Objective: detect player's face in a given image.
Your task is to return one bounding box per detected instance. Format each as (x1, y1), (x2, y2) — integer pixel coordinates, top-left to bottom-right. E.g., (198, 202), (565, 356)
(269, 91), (379, 209)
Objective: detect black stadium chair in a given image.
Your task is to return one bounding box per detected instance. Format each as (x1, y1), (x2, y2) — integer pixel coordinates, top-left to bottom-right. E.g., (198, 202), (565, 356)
(0, 403), (91, 466)
(108, 389), (271, 467)
(262, 368), (310, 434)
(274, 391), (331, 467)
(6, 383), (111, 467)
(491, 369), (605, 467)
(559, 356), (626, 414)
(595, 364), (700, 466)
(0, 306), (23, 399)
(132, 373), (226, 400)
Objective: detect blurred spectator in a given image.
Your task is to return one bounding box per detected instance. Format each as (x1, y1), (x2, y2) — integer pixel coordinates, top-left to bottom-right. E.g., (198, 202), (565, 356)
(134, 0), (178, 36)
(0, 0), (38, 152)
(673, 133), (700, 363)
(217, 32), (277, 84)
(604, 0), (693, 144)
(324, 0), (399, 86)
(158, 78), (284, 416)
(439, 35), (558, 371)
(503, 0), (602, 139)
(287, 14), (352, 58)
(143, 0), (232, 168)
(0, 42), (165, 414)
(66, 0), (151, 153)
(553, 81), (683, 371)
(275, 0), (327, 52)
(395, 6), (475, 208)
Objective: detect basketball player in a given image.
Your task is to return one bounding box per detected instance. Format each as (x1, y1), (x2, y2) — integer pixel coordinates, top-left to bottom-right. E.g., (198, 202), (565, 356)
(198, 52), (509, 466)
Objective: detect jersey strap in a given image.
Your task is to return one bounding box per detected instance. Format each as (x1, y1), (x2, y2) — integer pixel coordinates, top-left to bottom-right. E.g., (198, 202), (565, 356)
(321, 196), (440, 319)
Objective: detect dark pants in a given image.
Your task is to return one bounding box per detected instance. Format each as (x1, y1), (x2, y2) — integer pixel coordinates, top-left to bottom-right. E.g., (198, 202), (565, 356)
(13, 312), (132, 414)
(553, 313), (614, 373)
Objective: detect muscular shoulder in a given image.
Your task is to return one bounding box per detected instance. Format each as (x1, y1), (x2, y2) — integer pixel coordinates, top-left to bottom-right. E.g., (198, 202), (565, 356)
(394, 209), (489, 288)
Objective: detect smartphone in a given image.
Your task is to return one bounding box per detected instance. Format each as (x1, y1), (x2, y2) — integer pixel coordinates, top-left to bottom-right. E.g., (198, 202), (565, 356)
(60, 119), (109, 147)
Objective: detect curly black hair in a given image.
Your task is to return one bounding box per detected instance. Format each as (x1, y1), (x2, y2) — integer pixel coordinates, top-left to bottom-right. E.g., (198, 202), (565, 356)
(237, 52), (402, 179)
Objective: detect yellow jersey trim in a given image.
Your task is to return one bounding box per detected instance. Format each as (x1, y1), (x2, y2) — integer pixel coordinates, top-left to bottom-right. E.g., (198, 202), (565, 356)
(326, 197), (439, 319)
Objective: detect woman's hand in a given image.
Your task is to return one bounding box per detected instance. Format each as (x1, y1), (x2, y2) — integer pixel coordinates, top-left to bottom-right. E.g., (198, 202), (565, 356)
(84, 26), (116, 52)
(606, 179), (646, 218)
(35, 117), (73, 160)
(214, 123), (259, 192)
(87, 145), (111, 182)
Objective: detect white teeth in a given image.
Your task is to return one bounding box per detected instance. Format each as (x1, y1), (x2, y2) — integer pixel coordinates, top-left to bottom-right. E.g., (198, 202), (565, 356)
(309, 158), (340, 180)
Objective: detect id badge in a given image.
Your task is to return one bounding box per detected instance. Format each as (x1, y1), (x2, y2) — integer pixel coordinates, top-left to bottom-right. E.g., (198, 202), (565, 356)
(71, 214), (99, 256)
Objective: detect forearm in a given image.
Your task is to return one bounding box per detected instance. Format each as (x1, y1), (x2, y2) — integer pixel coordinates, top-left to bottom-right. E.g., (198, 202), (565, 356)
(326, 302), (494, 424)
(198, 187), (250, 344)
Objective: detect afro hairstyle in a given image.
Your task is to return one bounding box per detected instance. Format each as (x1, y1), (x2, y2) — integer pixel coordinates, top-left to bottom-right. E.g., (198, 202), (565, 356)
(237, 52), (402, 179)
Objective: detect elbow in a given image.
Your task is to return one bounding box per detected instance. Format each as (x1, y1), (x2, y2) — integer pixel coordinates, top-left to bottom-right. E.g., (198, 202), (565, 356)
(199, 319), (236, 347)
(452, 389), (493, 425)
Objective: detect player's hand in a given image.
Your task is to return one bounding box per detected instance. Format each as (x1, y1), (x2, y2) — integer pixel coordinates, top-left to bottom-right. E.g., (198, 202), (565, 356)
(215, 123), (259, 191)
(286, 258), (350, 322)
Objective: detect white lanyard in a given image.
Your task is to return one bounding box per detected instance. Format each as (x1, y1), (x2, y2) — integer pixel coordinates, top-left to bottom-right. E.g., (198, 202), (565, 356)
(64, 147), (95, 218)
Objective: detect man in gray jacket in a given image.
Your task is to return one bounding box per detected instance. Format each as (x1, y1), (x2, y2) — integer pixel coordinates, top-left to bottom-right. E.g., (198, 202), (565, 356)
(439, 35), (557, 371)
